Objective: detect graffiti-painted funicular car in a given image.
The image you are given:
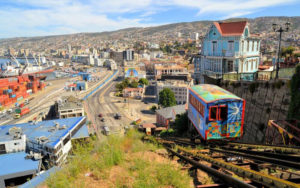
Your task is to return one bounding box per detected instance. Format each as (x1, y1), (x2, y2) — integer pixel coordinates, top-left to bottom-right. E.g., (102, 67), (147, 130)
(188, 84), (245, 140)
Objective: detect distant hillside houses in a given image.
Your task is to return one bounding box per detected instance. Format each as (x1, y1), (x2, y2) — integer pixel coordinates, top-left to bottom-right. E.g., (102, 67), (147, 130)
(194, 21), (261, 83)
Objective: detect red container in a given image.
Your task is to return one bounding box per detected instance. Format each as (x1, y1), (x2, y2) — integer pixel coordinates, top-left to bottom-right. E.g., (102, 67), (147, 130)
(20, 108), (30, 116)
(19, 103), (25, 108)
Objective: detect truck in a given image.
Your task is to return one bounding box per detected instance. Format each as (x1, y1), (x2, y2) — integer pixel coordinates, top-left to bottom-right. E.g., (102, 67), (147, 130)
(14, 108), (30, 119)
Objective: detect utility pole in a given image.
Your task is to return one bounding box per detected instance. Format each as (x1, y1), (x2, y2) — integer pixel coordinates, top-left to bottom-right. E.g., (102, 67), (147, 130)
(272, 22), (290, 79)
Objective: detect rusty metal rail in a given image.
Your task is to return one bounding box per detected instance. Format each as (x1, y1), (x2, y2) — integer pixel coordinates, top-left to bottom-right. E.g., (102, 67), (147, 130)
(177, 146), (300, 188)
(228, 142), (300, 154)
(210, 147), (300, 170)
(166, 147), (255, 188)
(154, 137), (300, 188)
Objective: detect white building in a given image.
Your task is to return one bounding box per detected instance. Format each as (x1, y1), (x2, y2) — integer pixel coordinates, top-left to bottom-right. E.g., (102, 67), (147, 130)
(156, 80), (193, 105)
(88, 55), (95, 66)
(0, 128), (26, 154)
(123, 49), (134, 61)
(191, 32), (199, 41)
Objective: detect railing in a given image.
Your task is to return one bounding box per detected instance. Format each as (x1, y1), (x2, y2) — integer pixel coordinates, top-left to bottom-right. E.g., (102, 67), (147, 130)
(205, 51), (240, 57)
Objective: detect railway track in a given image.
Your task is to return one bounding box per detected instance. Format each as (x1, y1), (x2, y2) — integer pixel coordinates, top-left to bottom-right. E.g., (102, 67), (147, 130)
(149, 137), (300, 188)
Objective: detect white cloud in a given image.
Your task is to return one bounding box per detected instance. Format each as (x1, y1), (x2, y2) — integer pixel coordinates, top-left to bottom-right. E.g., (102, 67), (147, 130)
(0, 0), (298, 38)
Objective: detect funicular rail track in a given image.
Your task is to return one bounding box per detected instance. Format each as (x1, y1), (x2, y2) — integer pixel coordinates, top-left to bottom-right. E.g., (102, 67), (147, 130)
(151, 137), (300, 188)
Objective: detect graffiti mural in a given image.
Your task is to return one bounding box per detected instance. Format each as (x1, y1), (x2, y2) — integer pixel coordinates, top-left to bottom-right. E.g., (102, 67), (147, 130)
(124, 67), (139, 78)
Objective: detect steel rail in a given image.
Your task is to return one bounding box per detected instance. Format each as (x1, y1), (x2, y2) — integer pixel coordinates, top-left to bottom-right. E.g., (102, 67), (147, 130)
(221, 146), (300, 163)
(178, 147), (300, 188)
(210, 148), (300, 170)
(166, 147), (255, 188)
(228, 142), (300, 154)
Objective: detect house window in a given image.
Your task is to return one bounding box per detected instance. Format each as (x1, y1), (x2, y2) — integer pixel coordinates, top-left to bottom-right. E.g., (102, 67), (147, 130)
(251, 60), (254, 71)
(257, 42), (259, 52)
(241, 41), (244, 52)
(227, 61), (233, 72)
(209, 105), (228, 121)
(247, 41), (249, 52)
(252, 41), (255, 51)
(228, 41), (234, 51)
(209, 106), (218, 121)
(245, 61), (248, 72)
(219, 106), (228, 121)
(212, 41), (217, 54)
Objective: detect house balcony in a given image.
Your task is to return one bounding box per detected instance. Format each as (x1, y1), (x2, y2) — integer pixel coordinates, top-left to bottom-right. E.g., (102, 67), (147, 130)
(206, 51), (240, 57)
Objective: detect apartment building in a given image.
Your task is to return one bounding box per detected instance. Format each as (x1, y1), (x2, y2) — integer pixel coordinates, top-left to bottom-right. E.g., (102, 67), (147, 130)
(156, 79), (193, 105)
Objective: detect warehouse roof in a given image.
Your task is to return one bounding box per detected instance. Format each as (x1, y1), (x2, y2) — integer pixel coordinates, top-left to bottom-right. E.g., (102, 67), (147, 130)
(0, 116), (86, 148)
(0, 152), (40, 177)
(190, 84), (242, 103)
(156, 104), (187, 119)
(19, 167), (60, 188)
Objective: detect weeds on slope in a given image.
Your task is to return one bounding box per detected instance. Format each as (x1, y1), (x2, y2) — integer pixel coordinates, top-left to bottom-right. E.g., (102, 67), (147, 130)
(46, 129), (192, 188)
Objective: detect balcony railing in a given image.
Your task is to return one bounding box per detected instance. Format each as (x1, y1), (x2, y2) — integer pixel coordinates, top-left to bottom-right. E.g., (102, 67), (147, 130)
(205, 51), (241, 57)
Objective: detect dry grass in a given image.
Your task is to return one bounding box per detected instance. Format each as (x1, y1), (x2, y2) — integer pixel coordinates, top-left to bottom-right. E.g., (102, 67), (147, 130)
(45, 129), (193, 188)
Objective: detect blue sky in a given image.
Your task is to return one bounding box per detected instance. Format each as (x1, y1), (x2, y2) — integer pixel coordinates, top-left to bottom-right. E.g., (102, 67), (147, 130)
(0, 0), (299, 38)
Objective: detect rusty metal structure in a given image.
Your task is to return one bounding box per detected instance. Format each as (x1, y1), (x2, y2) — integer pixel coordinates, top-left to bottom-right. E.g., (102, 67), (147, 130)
(266, 120), (300, 146)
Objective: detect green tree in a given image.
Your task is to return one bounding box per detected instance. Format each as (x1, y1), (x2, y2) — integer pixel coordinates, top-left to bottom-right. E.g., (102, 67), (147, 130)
(123, 78), (130, 87)
(288, 64), (300, 122)
(281, 46), (295, 57)
(159, 88), (176, 108)
(129, 80), (139, 88)
(138, 78), (149, 85)
(150, 105), (157, 112)
(174, 112), (189, 134)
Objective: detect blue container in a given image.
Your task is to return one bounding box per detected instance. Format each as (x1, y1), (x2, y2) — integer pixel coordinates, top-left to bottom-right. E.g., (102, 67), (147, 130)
(7, 89), (12, 93)
(11, 94), (16, 98)
(17, 96), (23, 101)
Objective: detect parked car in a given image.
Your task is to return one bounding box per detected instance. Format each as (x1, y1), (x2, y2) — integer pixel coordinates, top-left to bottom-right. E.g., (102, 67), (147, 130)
(98, 113), (103, 118)
(101, 118), (105, 122)
(114, 113), (122, 119)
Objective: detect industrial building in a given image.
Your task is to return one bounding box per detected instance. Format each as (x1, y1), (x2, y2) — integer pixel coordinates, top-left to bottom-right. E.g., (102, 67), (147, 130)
(55, 96), (84, 119)
(0, 116), (88, 187)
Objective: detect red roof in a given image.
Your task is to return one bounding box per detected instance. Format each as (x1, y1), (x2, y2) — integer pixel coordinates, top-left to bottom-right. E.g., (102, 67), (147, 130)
(214, 21), (247, 36)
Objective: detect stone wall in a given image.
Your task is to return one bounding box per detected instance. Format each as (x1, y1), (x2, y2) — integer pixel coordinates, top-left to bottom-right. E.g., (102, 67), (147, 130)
(221, 81), (290, 143)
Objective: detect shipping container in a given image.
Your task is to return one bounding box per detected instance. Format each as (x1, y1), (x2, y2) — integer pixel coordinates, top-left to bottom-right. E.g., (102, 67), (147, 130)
(20, 108), (30, 116)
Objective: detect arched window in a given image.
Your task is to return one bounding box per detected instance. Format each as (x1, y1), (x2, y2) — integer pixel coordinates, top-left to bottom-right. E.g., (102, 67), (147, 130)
(244, 28), (249, 37)
(245, 61), (248, 72)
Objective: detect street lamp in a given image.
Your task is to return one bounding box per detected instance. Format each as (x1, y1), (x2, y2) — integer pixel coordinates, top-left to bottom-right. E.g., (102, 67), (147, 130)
(272, 22), (290, 79)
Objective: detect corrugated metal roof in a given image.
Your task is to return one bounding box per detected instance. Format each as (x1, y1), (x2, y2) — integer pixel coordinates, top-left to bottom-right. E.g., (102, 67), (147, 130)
(156, 104), (186, 119)
(19, 167), (60, 188)
(72, 124), (89, 139)
(0, 152), (40, 177)
(0, 116), (86, 148)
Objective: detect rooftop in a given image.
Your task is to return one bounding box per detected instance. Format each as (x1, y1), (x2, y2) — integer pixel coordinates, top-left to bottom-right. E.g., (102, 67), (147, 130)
(156, 80), (192, 88)
(58, 96), (83, 110)
(0, 116), (86, 148)
(0, 151), (40, 177)
(156, 104), (187, 119)
(190, 84), (242, 103)
(214, 21), (247, 36)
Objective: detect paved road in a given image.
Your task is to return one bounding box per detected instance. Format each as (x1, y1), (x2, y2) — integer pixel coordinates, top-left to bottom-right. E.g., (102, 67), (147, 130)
(85, 70), (132, 134)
